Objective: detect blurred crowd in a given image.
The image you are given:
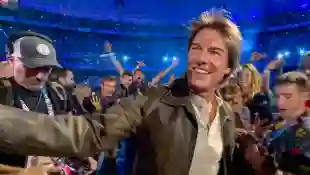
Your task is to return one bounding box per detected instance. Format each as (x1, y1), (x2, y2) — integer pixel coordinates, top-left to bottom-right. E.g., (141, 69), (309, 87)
(0, 8), (309, 175)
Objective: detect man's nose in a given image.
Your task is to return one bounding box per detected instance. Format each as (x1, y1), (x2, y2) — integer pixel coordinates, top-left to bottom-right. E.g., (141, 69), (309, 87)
(233, 98), (238, 104)
(36, 72), (49, 82)
(276, 99), (285, 108)
(197, 51), (207, 62)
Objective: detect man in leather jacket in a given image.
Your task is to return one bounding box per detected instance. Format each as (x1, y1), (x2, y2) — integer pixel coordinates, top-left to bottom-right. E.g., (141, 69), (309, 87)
(0, 10), (251, 175)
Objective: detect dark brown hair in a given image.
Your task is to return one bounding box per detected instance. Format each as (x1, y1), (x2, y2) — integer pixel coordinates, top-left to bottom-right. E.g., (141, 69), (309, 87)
(188, 9), (242, 74)
(101, 76), (117, 85)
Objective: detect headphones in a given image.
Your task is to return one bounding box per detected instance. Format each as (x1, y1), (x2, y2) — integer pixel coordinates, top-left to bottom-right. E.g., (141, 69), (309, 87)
(6, 31), (52, 55)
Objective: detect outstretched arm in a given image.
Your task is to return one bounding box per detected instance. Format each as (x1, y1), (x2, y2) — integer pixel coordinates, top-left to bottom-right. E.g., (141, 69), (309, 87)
(0, 104), (104, 157)
(0, 94), (148, 157)
(150, 59), (178, 86)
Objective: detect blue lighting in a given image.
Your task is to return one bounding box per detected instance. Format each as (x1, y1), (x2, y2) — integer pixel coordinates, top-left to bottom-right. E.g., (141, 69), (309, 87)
(299, 48), (306, 55)
(123, 56), (128, 61)
(172, 56), (177, 61)
(163, 56), (168, 62)
(277, 53), (284, 59)
(284, 51), (290, 56)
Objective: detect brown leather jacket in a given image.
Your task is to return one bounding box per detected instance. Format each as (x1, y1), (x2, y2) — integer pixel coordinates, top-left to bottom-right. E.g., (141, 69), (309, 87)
(0, 77), (242, 175)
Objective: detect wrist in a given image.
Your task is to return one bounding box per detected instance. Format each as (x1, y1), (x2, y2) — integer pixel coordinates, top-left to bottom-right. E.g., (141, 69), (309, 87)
(100, 52), (115, 57)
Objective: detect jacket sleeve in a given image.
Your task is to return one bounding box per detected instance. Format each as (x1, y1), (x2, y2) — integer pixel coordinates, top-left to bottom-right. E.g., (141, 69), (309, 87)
(0, 93), (149, 157)
(0, 104), (104, 157)
(102, 94), (149, 150)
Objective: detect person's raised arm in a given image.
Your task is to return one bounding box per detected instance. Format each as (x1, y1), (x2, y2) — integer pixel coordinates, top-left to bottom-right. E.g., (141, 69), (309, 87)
(262, 57), (284, 92)
(150, 59), (178, 86)
(100, 41), (125, 75)
(131, 60), (145, 74)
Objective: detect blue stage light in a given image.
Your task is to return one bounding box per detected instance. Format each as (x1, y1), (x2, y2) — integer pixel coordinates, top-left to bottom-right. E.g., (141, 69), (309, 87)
(284, 51), (290, 57)
(299, 49), (306, 56)
(277, 53), (284, 59)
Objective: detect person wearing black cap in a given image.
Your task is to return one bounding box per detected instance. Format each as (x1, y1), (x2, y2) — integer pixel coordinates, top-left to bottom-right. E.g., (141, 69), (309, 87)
(0, 31), (70, 169)
(247, 92), (274, 139)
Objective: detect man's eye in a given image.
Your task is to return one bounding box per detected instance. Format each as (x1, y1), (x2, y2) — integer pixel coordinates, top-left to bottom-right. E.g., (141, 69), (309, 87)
(210, 50), (221, 56)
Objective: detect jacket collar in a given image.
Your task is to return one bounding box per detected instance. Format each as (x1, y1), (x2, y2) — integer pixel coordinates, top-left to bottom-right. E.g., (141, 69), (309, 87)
(160, 77), (233, 122)
(160, 76), (235, 159)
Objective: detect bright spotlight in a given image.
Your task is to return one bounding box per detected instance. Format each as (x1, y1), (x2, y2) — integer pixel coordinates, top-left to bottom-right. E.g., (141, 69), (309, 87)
(284, 51), (290, 56)
(123, 56), (128, 61)
(172, 56), (177, 61)
(277, 53), (283, 59)
(299, 49), (306, 56)
(163, 56), (168, 62)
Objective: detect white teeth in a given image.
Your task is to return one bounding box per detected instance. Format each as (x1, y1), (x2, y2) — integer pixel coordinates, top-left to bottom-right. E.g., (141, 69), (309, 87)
(195, 68), (209, 74)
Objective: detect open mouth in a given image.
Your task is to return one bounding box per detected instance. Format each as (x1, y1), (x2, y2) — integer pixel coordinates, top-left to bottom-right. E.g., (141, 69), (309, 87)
(192, 67), (211, 74)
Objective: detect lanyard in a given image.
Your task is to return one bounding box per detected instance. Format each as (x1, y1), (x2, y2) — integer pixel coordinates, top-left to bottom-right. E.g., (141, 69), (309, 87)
(19, 87), (55, 117)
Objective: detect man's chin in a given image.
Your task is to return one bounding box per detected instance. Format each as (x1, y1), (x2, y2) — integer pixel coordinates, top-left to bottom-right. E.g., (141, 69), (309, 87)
(188, 81), (210, 94)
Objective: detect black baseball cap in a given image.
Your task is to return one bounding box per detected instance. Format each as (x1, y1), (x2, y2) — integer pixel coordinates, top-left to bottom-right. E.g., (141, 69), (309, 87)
(247, 92), (273, 123)
(10, 35), (61, 68)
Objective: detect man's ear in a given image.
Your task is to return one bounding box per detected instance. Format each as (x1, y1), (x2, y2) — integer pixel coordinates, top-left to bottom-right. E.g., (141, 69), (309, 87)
(302, 91), (310, 100)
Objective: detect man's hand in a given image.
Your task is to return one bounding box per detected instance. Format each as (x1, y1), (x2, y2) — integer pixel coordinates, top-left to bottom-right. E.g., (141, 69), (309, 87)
(91, 92), (101, 111)
(252, 117), (272, 138)
(87, 157), (97, 171)
(172, 58), (179, 67)
(136, 60), (145, 67)
(104, 41), (112, 53)
(251, 52), (266, 61)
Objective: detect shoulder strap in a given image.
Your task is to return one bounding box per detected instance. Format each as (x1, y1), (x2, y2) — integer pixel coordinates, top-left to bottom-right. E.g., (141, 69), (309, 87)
(0, 78), (14, 106)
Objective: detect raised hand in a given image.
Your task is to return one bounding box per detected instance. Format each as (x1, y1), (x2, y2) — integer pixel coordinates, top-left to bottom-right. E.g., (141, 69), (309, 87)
(251, 52), (266, 61)
(104, 41), (112, 53)
(172, 58), (179, 66)
(136, 60), (146, 67)
(252, 115), (272, 138)
(91, 92), (101, 111)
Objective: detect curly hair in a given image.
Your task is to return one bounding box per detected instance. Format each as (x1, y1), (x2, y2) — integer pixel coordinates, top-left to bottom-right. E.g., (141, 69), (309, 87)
(241, 64), (262, 100)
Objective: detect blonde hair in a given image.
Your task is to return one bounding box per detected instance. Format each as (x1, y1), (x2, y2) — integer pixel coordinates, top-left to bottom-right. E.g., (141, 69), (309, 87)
(189, 8), (242, 75)
(241, 63), (261, 98)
